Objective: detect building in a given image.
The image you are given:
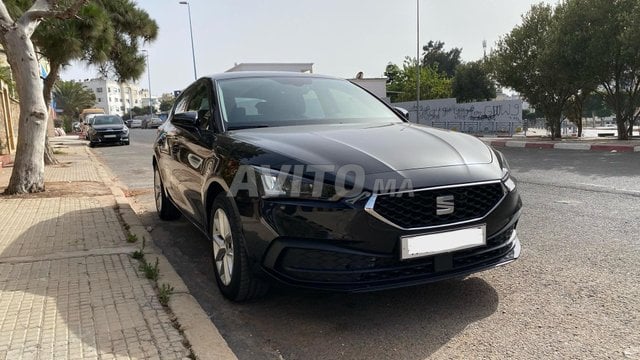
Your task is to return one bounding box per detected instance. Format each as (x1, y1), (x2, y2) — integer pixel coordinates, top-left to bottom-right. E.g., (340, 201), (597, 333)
(349, 77), (388, 102)
(80, 78), (150, 116)
(226, 62), (313, 73)
(140, 96), (160, 112)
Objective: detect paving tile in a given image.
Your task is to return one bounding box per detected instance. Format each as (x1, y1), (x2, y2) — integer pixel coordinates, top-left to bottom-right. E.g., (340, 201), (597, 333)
(0, 197), (127, 258)
(0, 255), (189, 359)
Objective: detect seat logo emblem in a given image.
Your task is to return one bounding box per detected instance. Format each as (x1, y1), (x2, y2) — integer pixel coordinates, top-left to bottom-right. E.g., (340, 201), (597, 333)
(436, 195), (455, 215)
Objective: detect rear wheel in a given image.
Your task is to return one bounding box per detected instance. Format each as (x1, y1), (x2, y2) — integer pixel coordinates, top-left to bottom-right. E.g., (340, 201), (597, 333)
(211, 194), (268, 301)
(154, 167), (181, 220)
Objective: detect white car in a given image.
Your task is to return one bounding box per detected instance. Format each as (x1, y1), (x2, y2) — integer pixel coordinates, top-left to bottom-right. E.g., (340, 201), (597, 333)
(129, 118), (143, 128)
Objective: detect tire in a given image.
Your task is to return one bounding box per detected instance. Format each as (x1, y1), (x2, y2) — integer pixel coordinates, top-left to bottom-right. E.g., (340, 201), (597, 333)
(88, 142), (95, 148)
(154, 166), (181, 220)
(210, 194), (268, 301)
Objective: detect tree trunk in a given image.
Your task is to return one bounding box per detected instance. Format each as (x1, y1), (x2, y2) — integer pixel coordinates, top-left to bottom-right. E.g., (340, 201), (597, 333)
(43, 64), (60, 165)
(616, 115), (628, 140)
(627, 119), (636, 138)
(577, 118), (583, 137)
(44, 136), (58, 165)
(2, 26), (48, 194)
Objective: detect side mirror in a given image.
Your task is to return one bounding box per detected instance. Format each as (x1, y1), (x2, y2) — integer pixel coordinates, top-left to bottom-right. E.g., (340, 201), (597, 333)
(172, 111), (198, 128)
(393, 107), (410, 121)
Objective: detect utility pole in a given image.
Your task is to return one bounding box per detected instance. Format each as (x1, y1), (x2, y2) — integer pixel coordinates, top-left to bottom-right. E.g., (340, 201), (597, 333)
(416, 0), (420, 123)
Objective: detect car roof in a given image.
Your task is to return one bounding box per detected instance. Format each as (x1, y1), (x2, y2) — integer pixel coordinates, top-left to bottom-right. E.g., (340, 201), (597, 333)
(205, 71), (341, 82)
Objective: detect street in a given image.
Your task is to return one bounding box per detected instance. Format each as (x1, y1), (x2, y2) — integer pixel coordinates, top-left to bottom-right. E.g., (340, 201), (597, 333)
(91, 130), (640, 359)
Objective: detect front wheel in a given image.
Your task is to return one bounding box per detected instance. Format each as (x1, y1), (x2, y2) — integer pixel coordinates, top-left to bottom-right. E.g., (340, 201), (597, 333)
(154, 167), (181, 220)
(211, 194), (268, 301)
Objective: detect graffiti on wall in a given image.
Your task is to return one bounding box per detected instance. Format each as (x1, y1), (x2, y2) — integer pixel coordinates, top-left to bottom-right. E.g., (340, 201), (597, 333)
(392, 98), (523, 135)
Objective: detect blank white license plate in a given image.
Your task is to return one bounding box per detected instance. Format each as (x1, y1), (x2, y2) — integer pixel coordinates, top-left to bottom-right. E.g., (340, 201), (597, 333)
(104, 135), (117, 138)
(401, 225), (486, 259)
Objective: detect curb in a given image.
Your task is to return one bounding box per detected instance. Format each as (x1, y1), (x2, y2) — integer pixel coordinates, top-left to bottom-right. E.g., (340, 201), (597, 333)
(85, 145), (238, 360)
(483, 139), (640, 152)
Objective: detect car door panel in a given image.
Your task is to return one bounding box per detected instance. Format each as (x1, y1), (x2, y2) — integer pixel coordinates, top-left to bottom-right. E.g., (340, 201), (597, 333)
(168, 80), (218, 228)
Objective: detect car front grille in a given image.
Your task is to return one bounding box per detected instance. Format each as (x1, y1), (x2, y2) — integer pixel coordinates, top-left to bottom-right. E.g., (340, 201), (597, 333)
(370, 182), (505, 229)
(96, 130), (124, 141)
(276, 224), (516, 285)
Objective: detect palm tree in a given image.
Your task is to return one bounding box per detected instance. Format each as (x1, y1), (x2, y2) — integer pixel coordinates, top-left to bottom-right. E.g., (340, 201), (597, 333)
(53, 81), (97, 119)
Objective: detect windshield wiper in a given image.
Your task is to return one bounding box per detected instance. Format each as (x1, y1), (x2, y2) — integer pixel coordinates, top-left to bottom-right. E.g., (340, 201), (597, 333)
(227, 124), (270, 130)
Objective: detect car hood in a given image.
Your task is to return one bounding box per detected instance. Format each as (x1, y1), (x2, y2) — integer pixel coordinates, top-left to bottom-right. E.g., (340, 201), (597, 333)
(226, 122), (494, 174)
(93, 124), (125, 131)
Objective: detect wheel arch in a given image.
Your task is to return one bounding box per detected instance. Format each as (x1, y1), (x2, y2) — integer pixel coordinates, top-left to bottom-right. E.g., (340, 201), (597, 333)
(205, 180), (229, 232)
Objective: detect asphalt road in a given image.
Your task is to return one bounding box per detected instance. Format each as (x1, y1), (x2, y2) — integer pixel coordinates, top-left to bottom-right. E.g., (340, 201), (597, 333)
(91, 130), (640, 359)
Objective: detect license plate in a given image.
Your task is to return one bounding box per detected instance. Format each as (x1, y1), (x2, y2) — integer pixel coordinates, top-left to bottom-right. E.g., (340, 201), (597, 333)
(104, 135), (117, 138)
(400, 225), (486, 259)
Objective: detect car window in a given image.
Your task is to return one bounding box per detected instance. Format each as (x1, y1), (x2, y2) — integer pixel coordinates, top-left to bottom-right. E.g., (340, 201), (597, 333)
(186, 82), (212, 130)
(173, 90), (189, 115)
(93, 116), (123, 125)
(216, 77), (399, 130)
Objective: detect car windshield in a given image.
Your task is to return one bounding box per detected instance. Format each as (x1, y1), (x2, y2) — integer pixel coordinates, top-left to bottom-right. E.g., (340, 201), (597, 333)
(93, 116), (123, 125)
(216, 76), (401, 130)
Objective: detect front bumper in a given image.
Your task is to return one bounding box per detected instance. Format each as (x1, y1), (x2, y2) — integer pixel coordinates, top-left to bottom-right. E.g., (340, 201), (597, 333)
(90, 132), (129, 144)
(239, 186), (522, 292)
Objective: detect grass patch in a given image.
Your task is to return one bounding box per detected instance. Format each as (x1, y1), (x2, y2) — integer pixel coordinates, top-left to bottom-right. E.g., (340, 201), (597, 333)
(126, 233), (138, 243)
(158, 283), (174, 306)
(140, 257), (159, 281)
(131, 237), (146, 260)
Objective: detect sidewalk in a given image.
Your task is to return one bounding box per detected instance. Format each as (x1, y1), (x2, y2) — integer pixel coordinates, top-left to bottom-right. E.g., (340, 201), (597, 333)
(480, 129), (640, 152)
(0, 137), (235, 360)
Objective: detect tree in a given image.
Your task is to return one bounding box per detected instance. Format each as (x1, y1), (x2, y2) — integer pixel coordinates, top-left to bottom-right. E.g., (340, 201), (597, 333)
(583, 92), (613, 119)
(385, 57), (452, 103)
(53, 80), (96, 119)
(422, 40), (462, 77)
(159, 98), (174, 112)
(491, 4), (578, 139)
(5, 0), (158, 164)
(564, 92), (588, 137)
(1, 0), (157, 193)
(451, 61), (496, 103)
(0, 0), (87, 194)
(562, 0), (640, 140)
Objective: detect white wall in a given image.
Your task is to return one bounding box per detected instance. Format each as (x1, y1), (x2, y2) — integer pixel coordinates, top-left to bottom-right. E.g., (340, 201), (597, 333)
(393, 98), (523, 135)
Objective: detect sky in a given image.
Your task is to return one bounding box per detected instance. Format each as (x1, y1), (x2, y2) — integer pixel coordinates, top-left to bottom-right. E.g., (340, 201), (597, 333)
(60, 0), (560, 96)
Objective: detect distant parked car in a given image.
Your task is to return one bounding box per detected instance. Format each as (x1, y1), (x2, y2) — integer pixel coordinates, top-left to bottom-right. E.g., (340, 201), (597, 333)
(87, 115), (130, 147)
(142, 117), (164, 129)
(129, 118), (143, 128)
(83, 115), (99, 139)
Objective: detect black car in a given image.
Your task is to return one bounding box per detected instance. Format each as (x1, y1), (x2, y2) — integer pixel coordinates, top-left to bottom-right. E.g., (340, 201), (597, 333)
(87, 115), (130, 147)
(153, 72), (522, 301)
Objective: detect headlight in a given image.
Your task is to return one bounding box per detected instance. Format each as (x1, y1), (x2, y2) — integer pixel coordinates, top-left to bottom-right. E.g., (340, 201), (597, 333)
(254, 166), (339, 200)
(123, 126), (129, 134)
(495, 150), (516, 192)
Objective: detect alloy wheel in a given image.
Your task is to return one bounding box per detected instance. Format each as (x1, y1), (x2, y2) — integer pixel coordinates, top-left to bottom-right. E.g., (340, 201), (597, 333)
(212, 208), (234, 286)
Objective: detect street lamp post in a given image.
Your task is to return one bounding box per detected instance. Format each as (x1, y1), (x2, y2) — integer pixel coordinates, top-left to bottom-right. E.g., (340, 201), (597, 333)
(416, 0), (420, 123)
(179, 1), (198, 80)
(142, 50), (153, 118)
